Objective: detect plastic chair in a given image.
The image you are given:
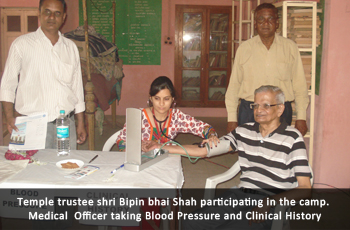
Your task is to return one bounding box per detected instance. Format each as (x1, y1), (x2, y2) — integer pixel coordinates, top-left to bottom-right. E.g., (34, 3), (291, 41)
(102, 130), (122, 151)
(204, 161), (313, 230)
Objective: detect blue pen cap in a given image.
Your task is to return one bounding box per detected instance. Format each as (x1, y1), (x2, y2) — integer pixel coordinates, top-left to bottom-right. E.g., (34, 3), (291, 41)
(60, 110), (65, 115)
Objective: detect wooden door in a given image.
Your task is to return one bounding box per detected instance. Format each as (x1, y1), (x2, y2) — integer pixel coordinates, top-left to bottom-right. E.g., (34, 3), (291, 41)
(1, 8), (38, 71)
(175, 5), (232, 108)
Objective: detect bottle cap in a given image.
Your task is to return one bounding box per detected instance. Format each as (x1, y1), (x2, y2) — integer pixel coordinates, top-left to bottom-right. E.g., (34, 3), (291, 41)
(60, 110), (65, 114)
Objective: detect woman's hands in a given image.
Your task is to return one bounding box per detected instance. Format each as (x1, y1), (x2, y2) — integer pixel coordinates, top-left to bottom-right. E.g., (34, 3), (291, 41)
(142, 135), (219, 155)
(142, 140), (161, 152)
(201, 135), (220, 149)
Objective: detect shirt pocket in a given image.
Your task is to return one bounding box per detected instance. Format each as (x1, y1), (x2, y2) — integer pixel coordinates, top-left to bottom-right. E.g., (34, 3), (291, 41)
(59, 62), (74, 85)
(276, 62), (292, 81)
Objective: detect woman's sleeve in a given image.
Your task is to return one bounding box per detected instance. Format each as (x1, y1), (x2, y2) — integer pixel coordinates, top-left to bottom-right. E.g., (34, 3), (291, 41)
(116, 109), (150, 151)
(174, 110), (217, 139)
(115, 123), (127, 151)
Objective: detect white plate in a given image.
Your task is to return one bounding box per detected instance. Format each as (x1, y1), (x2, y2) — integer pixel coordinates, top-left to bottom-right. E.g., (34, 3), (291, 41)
(56, 159), (84, 170)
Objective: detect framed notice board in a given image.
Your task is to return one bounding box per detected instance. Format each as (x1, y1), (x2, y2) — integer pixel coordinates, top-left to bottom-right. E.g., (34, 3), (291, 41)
(79, 0), (162, 65)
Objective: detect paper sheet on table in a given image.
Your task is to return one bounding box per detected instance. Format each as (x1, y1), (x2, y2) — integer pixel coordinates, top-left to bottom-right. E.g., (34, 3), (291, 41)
(0, 160), (29, 183)
(9, 112), (48, 150)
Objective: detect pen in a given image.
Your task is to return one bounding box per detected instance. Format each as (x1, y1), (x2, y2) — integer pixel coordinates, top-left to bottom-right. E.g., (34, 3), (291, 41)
(88, 155), (98, 163)
(111, 164), (124, 174)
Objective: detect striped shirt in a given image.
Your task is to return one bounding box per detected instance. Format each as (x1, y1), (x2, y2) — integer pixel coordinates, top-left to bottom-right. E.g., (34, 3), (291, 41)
(223, 121), (311, 193)
(0, 27), (85, 122)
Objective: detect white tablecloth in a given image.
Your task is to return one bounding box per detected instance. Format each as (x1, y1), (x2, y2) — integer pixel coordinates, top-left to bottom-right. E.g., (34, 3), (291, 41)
(0, 147), (184, 227)
(0, 147), (184, 189)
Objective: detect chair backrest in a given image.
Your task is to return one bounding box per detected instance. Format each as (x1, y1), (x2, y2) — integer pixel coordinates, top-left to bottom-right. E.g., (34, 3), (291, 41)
(271, 165), (314, 230)
(102, 130), (122, 151)
(204, 163), (313, 198)
(204, 161), (241, 199)
(310, 166), (314, 186)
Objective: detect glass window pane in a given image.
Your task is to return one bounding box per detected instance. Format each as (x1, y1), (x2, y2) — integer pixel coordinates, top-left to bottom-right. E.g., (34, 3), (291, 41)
(209, 52), (227, 67)
(183, 13), (202, 68)
(27, 16), (38, 32)
(208, 71), (227, 101)
(7, 16), (21, 32)
(210, 34), (228, 51)
(208, 71), (227, 87)
(183, 33), (201, 51)
(183, 51), (201, 68)
(208, 88), (226, 101)
(182, 70), (200, 101)
(182, 87), (200, 101)
(183, 13), (202, 32)
(183, 70), (200, 87)
(210, 14), (229, 32)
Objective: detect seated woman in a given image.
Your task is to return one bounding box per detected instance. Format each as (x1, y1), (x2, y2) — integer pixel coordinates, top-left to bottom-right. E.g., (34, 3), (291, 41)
(115, 76), (218, 151)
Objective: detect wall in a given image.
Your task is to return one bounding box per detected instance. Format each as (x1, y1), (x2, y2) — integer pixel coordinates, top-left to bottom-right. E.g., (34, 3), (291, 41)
(313, 0), (350, 189)
(0, 0), (40, 141)
(0, 0), (38, 7)
(61, 0), (79, 34)
(110, 0), (232, 118)
(0, 0), (39, 72)
(1, 0), (350, 188)
(0, 0), (76, 71)
(0, 0), (78, 33)
(74, 0), (349, 189)
(0, 0), (234, 118)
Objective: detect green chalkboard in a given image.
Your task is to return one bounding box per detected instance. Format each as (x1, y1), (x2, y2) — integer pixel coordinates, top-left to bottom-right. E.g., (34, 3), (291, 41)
(79, 0), (162, 65)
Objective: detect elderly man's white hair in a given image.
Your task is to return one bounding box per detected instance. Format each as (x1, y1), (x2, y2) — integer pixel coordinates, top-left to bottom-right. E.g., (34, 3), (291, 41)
(254, 85), (285, 104)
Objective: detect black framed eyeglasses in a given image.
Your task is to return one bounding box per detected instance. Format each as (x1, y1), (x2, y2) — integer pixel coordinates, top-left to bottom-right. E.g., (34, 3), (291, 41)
(250, 103), (281, 110)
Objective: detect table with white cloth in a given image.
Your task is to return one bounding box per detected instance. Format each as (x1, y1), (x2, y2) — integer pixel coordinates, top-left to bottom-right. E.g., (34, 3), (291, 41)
(0, 147), (184, 228)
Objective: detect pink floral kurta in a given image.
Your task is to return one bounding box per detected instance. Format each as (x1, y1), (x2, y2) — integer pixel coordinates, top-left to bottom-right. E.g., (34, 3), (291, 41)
(115, 108), (215, 151)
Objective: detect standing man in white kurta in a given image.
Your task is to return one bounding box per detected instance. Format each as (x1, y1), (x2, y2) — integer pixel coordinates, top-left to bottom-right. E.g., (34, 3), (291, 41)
(0, 0), (86, 149)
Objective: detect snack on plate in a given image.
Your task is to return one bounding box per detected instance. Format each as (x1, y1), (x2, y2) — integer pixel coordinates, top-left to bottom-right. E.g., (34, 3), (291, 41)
(61, 162), (79, 169)
(5, 149), (38, 163)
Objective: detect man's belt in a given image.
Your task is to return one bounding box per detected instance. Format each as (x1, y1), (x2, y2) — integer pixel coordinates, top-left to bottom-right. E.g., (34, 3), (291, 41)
(49, 110), (75, 124)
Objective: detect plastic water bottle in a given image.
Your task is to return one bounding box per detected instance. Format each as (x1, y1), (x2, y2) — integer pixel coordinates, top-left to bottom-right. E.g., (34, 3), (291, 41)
(56, 110), (70, 156)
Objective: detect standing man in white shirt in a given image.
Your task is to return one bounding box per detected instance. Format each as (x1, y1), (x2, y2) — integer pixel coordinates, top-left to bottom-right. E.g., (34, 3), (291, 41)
(0, 0), (86, 149)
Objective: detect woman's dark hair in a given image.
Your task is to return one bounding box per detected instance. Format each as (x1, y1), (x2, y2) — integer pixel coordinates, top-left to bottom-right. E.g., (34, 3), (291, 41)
(149, 76), (176, 98)
(39, 0), (67, 12)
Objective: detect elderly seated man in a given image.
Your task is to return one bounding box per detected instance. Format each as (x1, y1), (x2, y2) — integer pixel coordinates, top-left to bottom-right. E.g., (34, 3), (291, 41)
(142, 85), (312, 229)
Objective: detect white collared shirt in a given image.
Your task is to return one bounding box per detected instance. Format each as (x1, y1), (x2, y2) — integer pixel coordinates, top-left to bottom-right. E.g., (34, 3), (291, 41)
(0, 27), (85, 122)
